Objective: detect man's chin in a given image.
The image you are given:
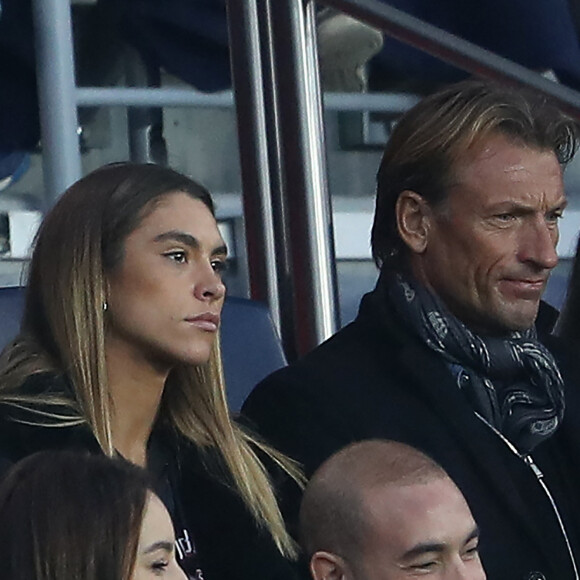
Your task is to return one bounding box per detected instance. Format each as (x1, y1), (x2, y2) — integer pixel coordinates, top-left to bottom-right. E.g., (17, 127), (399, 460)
(462, 300), (539, 336)
(488, 301), (540, 334)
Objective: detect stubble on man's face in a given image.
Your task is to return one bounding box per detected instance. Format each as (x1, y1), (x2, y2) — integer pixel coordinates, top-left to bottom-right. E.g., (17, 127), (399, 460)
(410, 133), (565, 335)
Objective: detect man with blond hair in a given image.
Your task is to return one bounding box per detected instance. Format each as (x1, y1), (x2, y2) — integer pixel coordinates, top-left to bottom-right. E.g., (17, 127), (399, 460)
(244, 80), (580, 579)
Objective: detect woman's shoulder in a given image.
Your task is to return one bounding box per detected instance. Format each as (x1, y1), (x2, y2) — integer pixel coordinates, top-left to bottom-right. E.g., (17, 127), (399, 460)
(0, 372), (96, 469)
(12, 371), (69, 394)
(0, 371), (76, 423)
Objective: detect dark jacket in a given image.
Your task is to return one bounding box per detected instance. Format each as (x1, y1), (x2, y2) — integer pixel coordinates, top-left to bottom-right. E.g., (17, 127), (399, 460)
(242, 285), (580, 580)
(0, 373), (298, 580)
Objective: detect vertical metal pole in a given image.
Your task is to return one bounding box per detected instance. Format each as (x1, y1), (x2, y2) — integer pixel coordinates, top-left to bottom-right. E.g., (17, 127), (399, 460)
(225, 0), (283, 335)
(32, 0), (82, 204)
(269, 0), (340, 354)
(125, 48), (167, 165)
(302, 1), (340, 343)
(254, 0), (300, 357)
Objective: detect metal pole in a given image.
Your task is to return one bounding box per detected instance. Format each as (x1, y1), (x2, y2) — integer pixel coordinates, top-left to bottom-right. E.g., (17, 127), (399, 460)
(75, 87), (419, 112)
(255, 0), (300, 358)
(322, 0), (580, 119)
(225, 0), (282, 334)
(75, 88), (236, 108)
(301, 1), (340, 345)
(125, 49), (167, 165)
(32, 0), (82, 204)
(269, 0), (340, 355)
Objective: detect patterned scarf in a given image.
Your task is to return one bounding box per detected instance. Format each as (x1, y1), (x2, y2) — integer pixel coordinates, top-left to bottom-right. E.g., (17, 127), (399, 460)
(386, 273), (565, 454)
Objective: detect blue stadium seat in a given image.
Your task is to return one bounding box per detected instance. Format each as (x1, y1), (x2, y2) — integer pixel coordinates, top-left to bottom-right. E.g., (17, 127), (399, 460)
(0, 287), (286, 412)
(0, 286), (25, 353)
(220, 296), (287, 412)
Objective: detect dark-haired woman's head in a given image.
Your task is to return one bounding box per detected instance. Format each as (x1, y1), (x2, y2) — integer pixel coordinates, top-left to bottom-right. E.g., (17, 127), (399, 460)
(0, 450), (186, 580)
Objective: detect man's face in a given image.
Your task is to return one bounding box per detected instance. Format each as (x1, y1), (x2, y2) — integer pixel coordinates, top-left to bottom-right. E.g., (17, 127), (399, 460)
(352, 477), (485, 580)
(409, 133), (566, 335)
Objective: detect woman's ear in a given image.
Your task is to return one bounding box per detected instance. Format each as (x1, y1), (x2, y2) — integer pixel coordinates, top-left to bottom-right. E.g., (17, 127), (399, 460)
(103, 278), (111, 314)
(395, 190), (432, 255)
(310, 551), (351, 580)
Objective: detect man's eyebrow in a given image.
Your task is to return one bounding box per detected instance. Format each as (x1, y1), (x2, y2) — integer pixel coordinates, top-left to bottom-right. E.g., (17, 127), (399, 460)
(488, 198), (567, 213)
(153, 230), (227, 255)
(463, 525), (480, 546)
(401, 541), (446, 561)
(551, 198), (568, 211)
(401, 526), (480, 561)
(143, 540), (174, 554)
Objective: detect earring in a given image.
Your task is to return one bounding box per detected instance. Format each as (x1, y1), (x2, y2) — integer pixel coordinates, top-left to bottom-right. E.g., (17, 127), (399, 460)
(103, 301), (108, 312)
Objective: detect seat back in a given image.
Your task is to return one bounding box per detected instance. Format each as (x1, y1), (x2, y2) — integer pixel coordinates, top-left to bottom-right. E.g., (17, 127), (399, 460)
(220, 296), (287, 411)
(0, 286), (25, 352)
(0, 287), (285, 411)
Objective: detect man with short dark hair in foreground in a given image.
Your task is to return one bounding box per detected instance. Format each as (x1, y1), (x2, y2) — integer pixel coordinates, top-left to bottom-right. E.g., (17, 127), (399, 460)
(243, 80), (580, 579)
(300, 440), (486, 580)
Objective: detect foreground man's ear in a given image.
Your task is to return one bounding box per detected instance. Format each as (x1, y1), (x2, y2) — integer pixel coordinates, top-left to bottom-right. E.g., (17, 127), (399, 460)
(310, 551), (351, 580)
(396, 190), (432, 255)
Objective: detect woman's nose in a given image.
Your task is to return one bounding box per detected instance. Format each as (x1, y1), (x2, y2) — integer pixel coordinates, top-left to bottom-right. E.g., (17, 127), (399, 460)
(193, 264), (226, 302)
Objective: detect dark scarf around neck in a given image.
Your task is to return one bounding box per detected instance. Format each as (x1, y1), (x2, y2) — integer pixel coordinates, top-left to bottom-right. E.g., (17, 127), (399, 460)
(379, 272), (565, 455)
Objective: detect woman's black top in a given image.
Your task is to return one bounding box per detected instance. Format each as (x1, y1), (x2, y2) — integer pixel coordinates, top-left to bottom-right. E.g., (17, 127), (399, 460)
(0, 373), (299, 580)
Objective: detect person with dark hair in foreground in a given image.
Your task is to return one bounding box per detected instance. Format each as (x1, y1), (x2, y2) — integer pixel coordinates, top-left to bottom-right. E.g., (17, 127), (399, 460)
(300, 440), (485, 580)
(243, 79), (580, 579)
(0, 450), (186, 580)
(0, 162), (302, 580)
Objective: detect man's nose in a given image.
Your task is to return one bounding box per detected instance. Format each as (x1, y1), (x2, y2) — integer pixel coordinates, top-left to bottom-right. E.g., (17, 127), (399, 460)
(518, 217), (559, 271)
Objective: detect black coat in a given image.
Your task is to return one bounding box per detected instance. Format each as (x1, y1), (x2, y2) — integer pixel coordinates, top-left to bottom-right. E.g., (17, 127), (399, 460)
(0, 374), (298, 580)
(243, 286), (580, 580)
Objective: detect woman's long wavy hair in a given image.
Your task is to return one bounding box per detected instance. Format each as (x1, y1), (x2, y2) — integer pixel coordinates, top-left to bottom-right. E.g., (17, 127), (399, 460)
(0, 163), (302, 558)
(0, 450), (149, 580)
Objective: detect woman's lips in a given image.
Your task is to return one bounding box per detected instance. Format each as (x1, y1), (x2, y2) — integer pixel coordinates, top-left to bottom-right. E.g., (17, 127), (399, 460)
(185, 313), (220, 332)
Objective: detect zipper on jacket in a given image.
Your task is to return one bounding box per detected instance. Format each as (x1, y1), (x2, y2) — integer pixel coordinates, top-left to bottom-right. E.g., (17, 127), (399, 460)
(475, 413), (579, 580)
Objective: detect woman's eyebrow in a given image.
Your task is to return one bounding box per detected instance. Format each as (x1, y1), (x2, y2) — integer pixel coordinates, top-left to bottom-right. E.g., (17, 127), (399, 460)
(154, 231), (199, 249)
(144, 540), (174, 554)
(153, 230), (227, 255)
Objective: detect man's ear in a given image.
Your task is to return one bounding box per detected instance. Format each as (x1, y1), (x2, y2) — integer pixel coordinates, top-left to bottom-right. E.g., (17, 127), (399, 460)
(310, 551), (350, 580)
(395, 190), (432, 254)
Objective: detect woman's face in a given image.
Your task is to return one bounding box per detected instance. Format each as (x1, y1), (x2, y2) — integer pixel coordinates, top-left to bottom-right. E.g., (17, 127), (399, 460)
(106, 191), (227, 369)
(132, 493), (187, 580)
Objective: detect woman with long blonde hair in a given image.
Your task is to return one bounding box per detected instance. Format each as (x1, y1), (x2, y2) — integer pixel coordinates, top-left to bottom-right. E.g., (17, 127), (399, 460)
(0, 162), (302, 579)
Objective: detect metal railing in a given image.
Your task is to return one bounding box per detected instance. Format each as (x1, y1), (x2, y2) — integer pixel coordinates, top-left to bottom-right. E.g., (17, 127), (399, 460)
(322, 0), (580, 117)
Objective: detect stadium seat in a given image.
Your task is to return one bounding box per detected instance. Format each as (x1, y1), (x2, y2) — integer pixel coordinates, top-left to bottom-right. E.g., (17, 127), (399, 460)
(0, 287), (286, 412)
(220, 296), (287, 412)
(0, 286), (25, 353)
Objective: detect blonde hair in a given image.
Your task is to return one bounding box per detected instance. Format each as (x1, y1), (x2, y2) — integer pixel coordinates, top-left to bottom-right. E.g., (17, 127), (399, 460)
(372, 79), (579, 271)
(0, 163), (303, 558)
